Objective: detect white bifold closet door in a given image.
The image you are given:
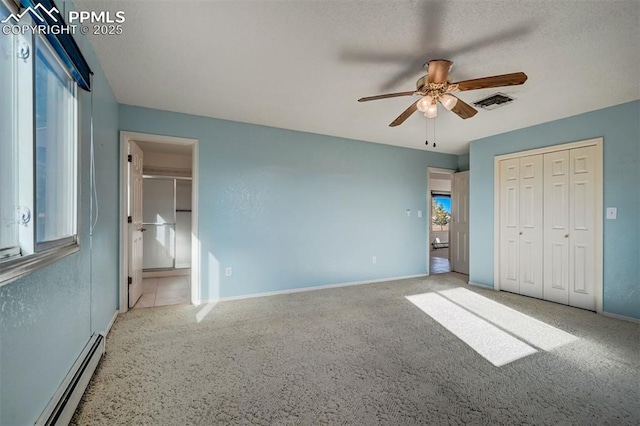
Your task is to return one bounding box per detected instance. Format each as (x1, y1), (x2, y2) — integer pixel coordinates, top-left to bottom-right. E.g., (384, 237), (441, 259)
(499, 155), (543, 298)
(543, 150), (571, 304)
(499, 157), (520, 293)
(543, 147), (597, 310)
(500, 145), (598, 311)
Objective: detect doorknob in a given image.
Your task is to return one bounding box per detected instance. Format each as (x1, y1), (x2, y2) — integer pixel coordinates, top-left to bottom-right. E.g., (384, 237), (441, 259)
(564, 234), (569, 238)
(138, 227), (147, 232)
(519, 231), (523, 235)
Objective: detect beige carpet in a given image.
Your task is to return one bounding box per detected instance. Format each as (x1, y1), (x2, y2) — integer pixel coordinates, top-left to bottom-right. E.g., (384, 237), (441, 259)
(73, 273), (640, 425)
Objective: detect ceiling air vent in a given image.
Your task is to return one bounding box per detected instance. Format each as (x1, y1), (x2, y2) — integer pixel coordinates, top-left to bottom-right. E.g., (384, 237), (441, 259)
(473, 92), (514, 110)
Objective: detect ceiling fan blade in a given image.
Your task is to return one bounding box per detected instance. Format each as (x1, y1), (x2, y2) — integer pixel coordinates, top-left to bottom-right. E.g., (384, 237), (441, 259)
(389, 100), (419, 127)
(450, 96), (478, 119)
(358, 91), (415, 102)
(453, 72), (528, 92)
(427, 60), (453, 84)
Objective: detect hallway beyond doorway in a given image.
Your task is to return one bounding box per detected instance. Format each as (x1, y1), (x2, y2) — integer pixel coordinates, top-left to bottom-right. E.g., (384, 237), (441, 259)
(430, 248), (450, 274)
(133, 274), (190, 308)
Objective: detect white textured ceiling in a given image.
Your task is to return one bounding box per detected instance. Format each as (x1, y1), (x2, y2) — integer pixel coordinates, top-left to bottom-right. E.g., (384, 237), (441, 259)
(76, 0), (640, 154)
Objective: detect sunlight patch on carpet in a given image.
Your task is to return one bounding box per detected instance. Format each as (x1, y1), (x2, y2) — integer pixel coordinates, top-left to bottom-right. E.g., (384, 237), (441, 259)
(406, 293), (538, 367)
(438, 288), (578, 351)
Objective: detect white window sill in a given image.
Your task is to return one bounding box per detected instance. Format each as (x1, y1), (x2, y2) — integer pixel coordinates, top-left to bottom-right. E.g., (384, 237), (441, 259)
(0, 242), (80, 287)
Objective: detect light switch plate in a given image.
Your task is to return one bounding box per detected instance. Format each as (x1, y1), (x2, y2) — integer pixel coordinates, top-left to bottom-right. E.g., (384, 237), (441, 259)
(406, 209), (411, 217)
(606, 207), (617, 219)
(417, 210), (423, 218)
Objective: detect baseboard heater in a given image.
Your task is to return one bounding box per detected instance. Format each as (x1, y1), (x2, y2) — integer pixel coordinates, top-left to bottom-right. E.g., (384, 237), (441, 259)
(35, 333), (105, 426)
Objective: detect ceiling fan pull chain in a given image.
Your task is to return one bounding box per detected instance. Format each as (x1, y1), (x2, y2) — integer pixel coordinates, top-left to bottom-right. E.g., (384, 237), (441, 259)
(425, 116), (430, 146)
(433, 117), (437, 148)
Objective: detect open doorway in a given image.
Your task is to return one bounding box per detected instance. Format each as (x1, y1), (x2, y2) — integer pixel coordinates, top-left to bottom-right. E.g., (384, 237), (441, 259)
(119, 132), (199, 313)
(428, 169), (454, 274)
(134, 141), (193, 308)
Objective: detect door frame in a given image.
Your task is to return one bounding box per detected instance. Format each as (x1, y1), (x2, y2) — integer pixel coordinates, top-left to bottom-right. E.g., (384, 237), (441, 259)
(119, 131), (200, 313)
(427, 167), (456, 274)
(493, 137), (603, 312)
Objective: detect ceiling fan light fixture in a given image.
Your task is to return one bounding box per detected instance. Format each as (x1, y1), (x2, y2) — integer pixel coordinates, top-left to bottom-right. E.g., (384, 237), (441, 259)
(416, 95), (434, 113)
(440, 94), (458, 110)
(357, 60), (527, 126)
(425, 103), (438, 118)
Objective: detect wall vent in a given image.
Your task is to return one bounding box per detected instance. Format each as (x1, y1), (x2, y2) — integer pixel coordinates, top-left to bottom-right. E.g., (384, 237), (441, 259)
(473, 92), (515, 110)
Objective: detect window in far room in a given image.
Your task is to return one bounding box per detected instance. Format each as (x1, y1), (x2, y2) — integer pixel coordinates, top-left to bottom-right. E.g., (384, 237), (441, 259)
(431, 194), (451, 231)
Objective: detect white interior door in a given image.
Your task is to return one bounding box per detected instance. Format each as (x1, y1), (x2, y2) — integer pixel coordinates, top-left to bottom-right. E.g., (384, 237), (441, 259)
(518, 155), (543, 299)
(569, 146), (597, 310)
(450, 171), (469, 274)
(499, 158), (520, 293)
(543, 150), (570, 304)
(128, 141), (144, 308)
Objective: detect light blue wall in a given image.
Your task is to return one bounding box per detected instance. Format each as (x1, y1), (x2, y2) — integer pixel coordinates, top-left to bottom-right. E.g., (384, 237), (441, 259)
(119, 105), (458, 300)
(0, 19), (119, 426)
(457, 153), (470, 172)
(469, 100), (640, 319)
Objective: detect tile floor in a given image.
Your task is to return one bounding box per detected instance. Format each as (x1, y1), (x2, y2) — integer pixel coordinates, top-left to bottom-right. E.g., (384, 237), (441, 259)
(133, 275), (190, 309)
(430, 247), (450, 274)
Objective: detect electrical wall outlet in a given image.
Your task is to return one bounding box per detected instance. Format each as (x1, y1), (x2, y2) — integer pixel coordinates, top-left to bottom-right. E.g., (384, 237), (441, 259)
(225, 267), (233, 277)
(406, 209), (411, 217)
(372, 256), (377, 264)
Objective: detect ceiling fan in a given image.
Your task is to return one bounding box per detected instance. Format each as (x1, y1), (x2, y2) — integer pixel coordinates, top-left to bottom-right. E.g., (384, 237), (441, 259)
(358, 60), (527, 126)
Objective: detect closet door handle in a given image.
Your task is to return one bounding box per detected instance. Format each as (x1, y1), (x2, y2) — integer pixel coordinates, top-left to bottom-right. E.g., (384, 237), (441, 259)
(564, 234), (569, 238)
(519, 231), (523, 235)
(139, 227), (147, 233)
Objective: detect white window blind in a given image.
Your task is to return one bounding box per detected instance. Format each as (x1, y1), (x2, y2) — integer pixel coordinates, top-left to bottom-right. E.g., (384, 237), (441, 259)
(0, 20), (19, 260)
(34, 36), (77, 247)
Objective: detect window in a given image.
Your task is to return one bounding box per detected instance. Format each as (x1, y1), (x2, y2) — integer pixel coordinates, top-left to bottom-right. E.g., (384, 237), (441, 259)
(0, 6), (79, 284)
(35, 35), (78, 248)
(0, 23), (18, 260)
(431, 194), (451, 231)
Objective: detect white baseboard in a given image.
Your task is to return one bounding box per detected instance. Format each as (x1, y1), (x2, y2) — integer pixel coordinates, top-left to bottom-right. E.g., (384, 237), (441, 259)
(465, 286), (639, 323)
(201, 274), (429, 304)
(102, 310), (119, 337)
(35, 333), (105, 426)
(602, 311), (640, 324)
(468, 281), (494, 290)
